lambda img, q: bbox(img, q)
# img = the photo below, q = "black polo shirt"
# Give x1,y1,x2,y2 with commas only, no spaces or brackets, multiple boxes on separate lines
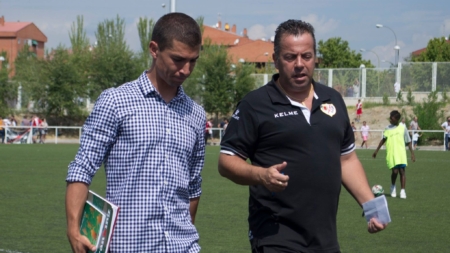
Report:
221,74,355,253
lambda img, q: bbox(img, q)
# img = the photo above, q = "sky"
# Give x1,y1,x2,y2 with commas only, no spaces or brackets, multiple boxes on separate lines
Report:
2,0,450,67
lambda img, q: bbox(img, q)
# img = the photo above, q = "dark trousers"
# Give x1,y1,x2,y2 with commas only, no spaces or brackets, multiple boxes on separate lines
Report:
445,134,450,150
0,129,4,143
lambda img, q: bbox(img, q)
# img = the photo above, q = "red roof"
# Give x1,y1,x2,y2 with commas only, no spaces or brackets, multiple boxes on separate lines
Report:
0,22,32,33
202,25,252,46
227,40,274,63
202,25,274,64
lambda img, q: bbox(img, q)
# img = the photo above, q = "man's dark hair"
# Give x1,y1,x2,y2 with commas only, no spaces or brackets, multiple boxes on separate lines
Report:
273,20,316,60
152,12,202,51
390,110,401,121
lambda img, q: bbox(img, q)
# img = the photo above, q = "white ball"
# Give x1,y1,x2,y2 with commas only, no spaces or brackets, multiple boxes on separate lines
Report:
371,185,384,197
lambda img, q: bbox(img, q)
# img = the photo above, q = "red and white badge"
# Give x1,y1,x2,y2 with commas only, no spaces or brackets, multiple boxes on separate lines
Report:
320,103,336,117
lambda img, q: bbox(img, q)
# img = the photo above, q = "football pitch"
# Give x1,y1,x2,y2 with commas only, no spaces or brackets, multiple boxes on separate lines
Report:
0,145,449,253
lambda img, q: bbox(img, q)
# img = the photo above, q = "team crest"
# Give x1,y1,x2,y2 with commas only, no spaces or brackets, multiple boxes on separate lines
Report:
320,103,336,117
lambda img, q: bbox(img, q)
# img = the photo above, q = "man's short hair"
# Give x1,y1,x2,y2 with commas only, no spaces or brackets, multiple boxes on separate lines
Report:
390,110,401,121
152,12,202,52
273,20,316,61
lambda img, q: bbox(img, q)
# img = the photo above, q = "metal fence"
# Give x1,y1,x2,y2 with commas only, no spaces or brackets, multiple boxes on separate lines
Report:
3,126,447,151
252,62,450,98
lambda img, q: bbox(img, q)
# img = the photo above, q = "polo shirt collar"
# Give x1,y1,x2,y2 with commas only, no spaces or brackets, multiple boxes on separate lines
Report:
267,73,332,108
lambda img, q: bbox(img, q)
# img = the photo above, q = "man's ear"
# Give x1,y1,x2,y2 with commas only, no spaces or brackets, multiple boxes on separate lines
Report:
149,41,159,58
272,53,279,70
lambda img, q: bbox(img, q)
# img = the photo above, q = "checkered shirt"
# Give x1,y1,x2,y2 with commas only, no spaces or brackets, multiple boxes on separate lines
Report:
67,71,206,253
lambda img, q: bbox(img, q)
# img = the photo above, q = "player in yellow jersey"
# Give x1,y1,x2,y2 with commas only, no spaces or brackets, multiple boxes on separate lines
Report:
373,110,416,199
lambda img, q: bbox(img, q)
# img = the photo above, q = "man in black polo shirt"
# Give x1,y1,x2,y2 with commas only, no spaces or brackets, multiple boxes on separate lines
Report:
218,20,387,253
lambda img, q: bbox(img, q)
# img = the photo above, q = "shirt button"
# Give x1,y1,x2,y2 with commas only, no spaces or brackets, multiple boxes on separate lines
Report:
164,206,168,211
164,231,169,237
166,129,170,134
164,181,168,185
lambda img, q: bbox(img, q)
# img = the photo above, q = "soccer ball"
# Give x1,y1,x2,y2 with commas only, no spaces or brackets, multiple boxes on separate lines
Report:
371,185,384,197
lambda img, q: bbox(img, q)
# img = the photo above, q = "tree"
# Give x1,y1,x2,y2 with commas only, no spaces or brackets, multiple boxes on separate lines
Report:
13,45,42,110
200,43,235,119
233,62,255,106
136,17,155,70
35,47,89,119
90,15,141,99
412,37,450,62
318,37,372,68
0,51,17,116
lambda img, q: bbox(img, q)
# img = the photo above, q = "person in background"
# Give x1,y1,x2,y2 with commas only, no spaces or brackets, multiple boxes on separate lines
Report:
31,115,42,144
409,116,420,137
360,121,370,149
412,131,422,150
10,116,17,126
205,118,213,145
351,121,357,140
355,99,362,123
394,81,401,101
218,19,386,253
40,118,48,144
441,116,450,151
21,115,31,127
373,110,415,199
0,117,4,144
353,78,360,97
65,12,206,253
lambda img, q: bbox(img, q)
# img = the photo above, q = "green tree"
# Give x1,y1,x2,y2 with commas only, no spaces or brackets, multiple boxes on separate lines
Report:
90,15,140,99
233,62,255,106
35,47,89,119
318,37,372,68
413,90,445,142
13,45,42,109
200,43,235,119
412,37,450,62
136,17,155,70
0,51,17,116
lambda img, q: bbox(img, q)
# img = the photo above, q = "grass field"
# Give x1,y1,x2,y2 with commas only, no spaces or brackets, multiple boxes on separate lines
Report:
1,145,449,253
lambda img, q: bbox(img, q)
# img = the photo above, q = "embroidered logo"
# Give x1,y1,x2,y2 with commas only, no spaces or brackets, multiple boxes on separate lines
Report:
232,109,240,120
320,103,336,117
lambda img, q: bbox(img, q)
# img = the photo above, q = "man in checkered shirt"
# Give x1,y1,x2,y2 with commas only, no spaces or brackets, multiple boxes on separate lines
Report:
65,13,206,253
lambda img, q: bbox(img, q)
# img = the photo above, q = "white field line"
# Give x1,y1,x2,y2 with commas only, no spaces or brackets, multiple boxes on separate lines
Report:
0,249,31,253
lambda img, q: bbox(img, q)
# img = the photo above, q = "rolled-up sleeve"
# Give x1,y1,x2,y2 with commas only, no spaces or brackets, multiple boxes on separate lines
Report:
66,89,119,184
188,117,206,199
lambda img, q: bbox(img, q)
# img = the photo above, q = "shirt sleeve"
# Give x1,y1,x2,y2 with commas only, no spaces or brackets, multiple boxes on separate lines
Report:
188,116,206,199
220,100,258,160
404,125,411,143
340,99,355,155
66,89,119,185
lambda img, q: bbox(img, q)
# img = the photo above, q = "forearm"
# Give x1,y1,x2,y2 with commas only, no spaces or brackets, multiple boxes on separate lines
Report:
65,182,89,236
189,197,200,224
341,152,374,206
218,153,263,185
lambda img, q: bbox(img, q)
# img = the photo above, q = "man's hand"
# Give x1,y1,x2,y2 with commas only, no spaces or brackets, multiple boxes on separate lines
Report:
367,218,387,233
372,151,378,158
258,162,289,192
67,231,96,253
411,153,416,162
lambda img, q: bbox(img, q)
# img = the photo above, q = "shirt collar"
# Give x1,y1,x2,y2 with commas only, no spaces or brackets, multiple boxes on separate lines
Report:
266,73,331,107
137,71,186,102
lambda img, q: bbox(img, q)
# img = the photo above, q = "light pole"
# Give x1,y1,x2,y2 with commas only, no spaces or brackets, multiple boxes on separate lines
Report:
376,24,400,67
360,48,379,68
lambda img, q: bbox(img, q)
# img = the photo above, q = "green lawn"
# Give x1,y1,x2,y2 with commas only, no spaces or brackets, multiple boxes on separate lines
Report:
0,145,449,252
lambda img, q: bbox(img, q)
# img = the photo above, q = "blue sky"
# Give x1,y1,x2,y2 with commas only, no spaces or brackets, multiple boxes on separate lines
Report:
2,0,450,67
